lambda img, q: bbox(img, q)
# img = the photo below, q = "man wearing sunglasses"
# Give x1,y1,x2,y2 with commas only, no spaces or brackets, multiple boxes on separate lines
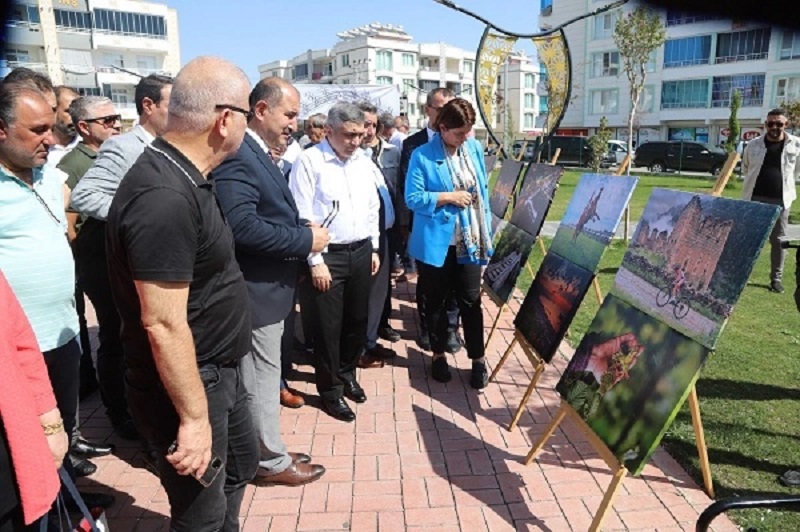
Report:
742,108,800,294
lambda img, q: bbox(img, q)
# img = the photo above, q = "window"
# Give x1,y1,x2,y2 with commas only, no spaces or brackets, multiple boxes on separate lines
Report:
340,54,350,67
524,93,535,108
665,11,722,26
589,89,618,114
637,86,655,112
376,51,393,71
409,103,416,115
461,84,473,96
402,53,415,67
76,87,102,97
377,76,393,85
539,95,549,114
644,51,657,73
54,9,92,31
293,64,309,80
716,28,771,63
664,36,711,68
8,4,40,24
594,11,620,40
136,55,157,72
524,113,535,129
591,52,620,77
524,73,535,89
711,74,765,107
661,79,709,109
103,53,124,68
3,48,31,64
540,0,553,16
776,77,800,103
402,78,415,92
780,31,800,60
463,60,474,73
420,80,438,92
111,88,129,105
93,9,167,39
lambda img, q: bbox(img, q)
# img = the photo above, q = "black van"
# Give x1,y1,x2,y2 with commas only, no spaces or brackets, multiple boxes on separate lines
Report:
533,135,613,167
632,140,728,175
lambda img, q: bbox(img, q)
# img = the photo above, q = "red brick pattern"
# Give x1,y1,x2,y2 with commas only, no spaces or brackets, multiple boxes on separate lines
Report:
75,280,736,531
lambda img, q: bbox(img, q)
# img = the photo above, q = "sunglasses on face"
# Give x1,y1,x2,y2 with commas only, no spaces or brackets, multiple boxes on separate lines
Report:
766,121,786,128
215,104,255,122
84,114,122,128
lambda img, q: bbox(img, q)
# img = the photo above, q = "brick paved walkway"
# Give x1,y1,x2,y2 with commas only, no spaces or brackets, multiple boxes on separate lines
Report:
77,279,736,531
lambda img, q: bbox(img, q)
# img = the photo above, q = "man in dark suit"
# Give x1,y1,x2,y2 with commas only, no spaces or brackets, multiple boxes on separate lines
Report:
397,87,462,354
211,77,328,486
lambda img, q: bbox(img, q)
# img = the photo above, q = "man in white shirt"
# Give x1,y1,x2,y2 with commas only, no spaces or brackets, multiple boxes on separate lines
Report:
45,86,79,170
389,115,409,152
289,102,381,422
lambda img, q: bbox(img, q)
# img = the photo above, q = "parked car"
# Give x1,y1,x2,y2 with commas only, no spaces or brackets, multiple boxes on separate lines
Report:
632,140,728,175
607,139,631,165
533,135,615,167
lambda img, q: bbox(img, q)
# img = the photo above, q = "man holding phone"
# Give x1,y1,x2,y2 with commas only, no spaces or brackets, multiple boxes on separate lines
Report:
106,57,258,531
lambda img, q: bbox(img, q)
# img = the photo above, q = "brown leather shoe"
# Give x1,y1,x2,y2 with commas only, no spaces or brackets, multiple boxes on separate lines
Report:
253,462,325,486
288,452,311,464
280,388,305,408
357,351,385,369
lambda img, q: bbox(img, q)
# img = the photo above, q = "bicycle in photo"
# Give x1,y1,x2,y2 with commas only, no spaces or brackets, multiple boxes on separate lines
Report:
656,283,690,320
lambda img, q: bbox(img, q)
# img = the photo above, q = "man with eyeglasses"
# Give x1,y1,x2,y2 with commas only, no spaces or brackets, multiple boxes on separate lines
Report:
211,77,328,486
397,87,463,354
742,108,800,294
106,56,258,531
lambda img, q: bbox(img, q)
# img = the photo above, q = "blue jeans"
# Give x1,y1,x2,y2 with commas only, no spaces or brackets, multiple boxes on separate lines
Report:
126,361,258,532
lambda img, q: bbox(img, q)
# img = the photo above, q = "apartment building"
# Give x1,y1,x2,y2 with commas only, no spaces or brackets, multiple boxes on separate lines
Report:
539,0,800,146
258,23,545,142
2,0,180,122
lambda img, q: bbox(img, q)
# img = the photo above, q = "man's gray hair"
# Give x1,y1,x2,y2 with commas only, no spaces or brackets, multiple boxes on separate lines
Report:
306,113,326,129
378,112,395,130
426,87,455,107
68,96,113,126
356,101,378,115
168,56,250,133
394,115,409,128
327,102,364,130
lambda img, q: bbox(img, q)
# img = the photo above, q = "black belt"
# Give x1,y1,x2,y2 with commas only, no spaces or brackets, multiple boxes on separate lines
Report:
327,238,369,252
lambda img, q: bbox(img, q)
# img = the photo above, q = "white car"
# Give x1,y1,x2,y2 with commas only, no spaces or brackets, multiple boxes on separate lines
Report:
607,140,631,164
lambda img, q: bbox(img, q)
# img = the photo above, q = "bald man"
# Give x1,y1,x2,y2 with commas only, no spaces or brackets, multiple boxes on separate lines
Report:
106,57,257,531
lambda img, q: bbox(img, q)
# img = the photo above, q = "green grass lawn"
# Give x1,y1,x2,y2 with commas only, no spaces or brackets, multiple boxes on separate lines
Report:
497,168,800,530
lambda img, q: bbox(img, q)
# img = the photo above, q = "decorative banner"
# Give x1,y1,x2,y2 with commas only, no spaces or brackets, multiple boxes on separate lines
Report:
611,189,780,348
483,224,537,303
556,295,710,475
531,33,571,135
476,32,517,129
507,163,563,237
293,84,401,119
488,159,524,219
549,173,638,273
515,252,595,363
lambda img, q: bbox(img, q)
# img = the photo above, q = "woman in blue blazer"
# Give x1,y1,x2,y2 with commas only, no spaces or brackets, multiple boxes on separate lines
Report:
405,98,494,389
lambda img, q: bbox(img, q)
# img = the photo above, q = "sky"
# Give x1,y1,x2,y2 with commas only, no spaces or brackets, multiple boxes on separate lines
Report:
163,0,541,81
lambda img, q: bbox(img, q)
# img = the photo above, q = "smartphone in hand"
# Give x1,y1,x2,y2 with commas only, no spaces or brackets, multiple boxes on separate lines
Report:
167,441,225,488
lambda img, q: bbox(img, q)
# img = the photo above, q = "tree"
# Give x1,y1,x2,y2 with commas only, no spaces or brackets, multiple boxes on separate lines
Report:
614,7,667,175
588,116,613,173
724,89,742,154
782,98,800,130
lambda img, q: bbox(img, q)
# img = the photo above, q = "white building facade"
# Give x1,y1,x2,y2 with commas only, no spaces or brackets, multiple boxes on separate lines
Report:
2,0,180,122
258,23,545,143
539,0,800,146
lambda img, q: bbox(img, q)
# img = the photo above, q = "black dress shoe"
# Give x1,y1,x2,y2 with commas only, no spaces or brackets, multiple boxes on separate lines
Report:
72,438,114,458
445,331,463,354
71,491,115,511
416,330,431,351
343,380,367,403
321,397,356,422
378,325,401,342
69,454,97,477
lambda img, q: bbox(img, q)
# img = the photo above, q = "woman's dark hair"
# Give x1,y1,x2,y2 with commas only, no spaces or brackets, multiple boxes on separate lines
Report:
434,98,476,132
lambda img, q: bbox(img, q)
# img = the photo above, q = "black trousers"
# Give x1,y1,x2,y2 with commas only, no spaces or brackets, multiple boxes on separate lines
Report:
75,232,129,424
125,362,258,532
366,231,392,350
305,240,372,401
43,337,81,480
416,247,484,359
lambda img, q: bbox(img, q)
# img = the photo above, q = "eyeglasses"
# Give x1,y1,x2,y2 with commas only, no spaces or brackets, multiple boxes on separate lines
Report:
84,114,122,128
766,121,786,128
215,104,254,122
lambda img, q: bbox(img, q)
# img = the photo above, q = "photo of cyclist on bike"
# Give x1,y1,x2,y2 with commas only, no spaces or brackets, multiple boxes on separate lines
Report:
671,265,686,303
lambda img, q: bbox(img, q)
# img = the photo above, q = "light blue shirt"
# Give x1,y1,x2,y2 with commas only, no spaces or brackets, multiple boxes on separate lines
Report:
0,164,79,351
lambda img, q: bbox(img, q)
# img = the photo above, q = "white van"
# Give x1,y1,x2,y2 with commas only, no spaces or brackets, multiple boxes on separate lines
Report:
607,140,630,164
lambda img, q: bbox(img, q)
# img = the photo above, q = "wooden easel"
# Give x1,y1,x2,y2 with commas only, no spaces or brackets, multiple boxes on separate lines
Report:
710,152,740,196
489,330,545,431
526,401,629,531
615,154,631,176
549,148,561,165
515,141,528,162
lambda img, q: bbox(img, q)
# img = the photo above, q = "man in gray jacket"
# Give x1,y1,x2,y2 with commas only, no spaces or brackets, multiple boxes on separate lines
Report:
69,74,172,449
741,108,800,294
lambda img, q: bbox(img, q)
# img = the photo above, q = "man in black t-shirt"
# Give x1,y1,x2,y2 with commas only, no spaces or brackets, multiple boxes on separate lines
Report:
106,57,257,531
742,108,800,294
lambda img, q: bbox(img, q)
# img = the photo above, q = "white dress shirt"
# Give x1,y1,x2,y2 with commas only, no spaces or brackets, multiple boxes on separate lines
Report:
282,139,302,166
289,139,380,266
389,130,407,152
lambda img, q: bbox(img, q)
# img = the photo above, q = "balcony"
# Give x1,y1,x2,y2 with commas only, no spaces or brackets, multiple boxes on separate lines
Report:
0,60,48,79
96,66,168,86
93,31,170,53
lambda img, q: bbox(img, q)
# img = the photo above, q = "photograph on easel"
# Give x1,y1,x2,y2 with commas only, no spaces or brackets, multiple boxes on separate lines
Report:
549,173,638,273
514,252,595,363
483,223,537,303
507,163,564,237
611,189,780,348
555,294,710,475
488,159,525,219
